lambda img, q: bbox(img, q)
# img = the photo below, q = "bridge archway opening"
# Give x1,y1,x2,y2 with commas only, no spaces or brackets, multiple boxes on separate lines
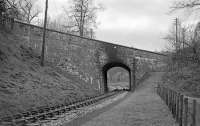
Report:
102,62,131,93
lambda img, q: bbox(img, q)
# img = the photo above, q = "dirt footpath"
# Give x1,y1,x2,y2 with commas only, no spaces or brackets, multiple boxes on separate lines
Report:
66,72,178,126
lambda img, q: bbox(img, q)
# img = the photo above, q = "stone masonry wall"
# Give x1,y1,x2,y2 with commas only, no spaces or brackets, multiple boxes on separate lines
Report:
1,18,166,92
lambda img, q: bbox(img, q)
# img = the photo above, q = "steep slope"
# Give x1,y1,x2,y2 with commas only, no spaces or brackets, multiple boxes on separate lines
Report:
0,30,99,117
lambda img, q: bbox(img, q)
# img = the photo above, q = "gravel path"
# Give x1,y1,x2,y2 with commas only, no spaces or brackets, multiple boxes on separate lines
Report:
66,72,178,126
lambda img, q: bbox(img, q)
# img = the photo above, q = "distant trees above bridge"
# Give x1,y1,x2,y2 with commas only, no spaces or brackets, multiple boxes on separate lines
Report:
0,0,41,24
63,0,103,38
0,0,104,39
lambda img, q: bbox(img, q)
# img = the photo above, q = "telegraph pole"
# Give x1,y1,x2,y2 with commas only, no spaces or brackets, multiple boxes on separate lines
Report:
182,28,185,49
175,18,178,52
41,0,48,66
80,0,84,37
182,28,186,65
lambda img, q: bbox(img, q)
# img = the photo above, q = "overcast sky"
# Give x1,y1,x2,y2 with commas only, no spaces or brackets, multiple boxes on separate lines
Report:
36,0,178,51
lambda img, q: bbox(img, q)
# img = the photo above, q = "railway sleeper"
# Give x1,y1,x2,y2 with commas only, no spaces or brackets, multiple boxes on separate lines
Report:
0,92,118,126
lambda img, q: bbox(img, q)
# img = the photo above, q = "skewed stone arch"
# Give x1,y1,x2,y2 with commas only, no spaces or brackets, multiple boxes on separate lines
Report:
102,62,131,93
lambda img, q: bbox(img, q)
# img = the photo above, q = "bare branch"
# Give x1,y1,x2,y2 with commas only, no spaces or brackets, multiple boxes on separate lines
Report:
63,0,102,38
18,0,40,24
171,0,200,12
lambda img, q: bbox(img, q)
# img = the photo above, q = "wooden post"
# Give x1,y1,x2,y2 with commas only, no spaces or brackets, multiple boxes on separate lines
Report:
165,88,168,105
180,95,184,126
168,89,170,107
174,92,177,119
173,91,175,118
163,87,165,100
41,0,49,66
171,90,173,114
171,90,173,112
174,92,177,120
165,88,168,104
172,91,174,117
157,85,159,94
184,98,188,126
174,91,177,119
169,90,172,112
159,86,161,96
176,93,180,122
165,88,167,104
191,99,196,126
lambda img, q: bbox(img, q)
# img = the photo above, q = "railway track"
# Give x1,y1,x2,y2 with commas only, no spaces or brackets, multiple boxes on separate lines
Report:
0,91,122,126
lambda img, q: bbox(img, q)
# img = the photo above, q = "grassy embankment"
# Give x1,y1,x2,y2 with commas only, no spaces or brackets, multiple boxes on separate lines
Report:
0,30,99,117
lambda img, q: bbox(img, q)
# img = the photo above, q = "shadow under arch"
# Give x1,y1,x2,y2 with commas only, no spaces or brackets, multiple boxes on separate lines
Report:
102,62,131,93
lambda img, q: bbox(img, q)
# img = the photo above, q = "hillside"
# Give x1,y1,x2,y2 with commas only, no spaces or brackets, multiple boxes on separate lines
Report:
0,30,99,117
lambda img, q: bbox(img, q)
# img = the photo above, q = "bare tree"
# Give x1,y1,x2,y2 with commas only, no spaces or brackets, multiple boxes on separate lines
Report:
1,0,40,23
165,18,200,67
171,0,200,11
168,0,200,65
64,0,102,38
0,0,20,18
164,19,182,51
18,0,40,24
0,0,6,16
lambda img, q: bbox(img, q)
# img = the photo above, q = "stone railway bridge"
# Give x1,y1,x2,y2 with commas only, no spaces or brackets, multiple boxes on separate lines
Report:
1,17,166,93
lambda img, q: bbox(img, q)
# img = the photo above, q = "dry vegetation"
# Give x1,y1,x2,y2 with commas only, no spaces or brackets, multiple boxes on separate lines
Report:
162,64,200,97
162,26,200,97
161,0,200,98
